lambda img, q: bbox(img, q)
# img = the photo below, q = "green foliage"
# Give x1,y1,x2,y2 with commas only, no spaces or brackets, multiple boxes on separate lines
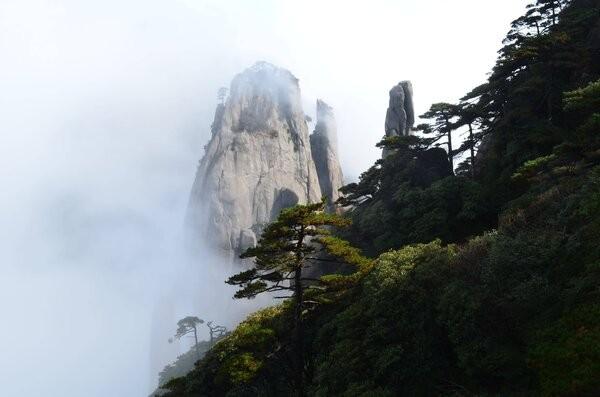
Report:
161,2,600,395
337,163,382,207
577,166,600,216
375,134,433,152
312,241,458,396
529,303,600,396
212,307,283,387
165,158,600,397
228,200,352,300
226,200,365,396
564,78,600,111
511,153,558,180
342,162,490,255
564,79,600,148
158,334,228,387
161,306,292,397
417,102,459,169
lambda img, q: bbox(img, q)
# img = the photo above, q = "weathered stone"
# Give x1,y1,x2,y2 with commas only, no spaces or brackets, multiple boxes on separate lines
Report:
310,99,344,209
186,62,324,259
383,81,415,158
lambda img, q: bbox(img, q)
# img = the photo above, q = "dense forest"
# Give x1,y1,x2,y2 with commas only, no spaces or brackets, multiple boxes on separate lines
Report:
159,0,600,395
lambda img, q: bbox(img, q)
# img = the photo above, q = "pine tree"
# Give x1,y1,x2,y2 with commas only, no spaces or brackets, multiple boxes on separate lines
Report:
172,316,204,362
564,79,600,148
454,102,484,177
227,200,351,397
417,103,459,171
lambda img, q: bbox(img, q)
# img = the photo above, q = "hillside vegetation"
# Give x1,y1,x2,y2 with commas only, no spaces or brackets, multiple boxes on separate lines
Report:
160,1,600,395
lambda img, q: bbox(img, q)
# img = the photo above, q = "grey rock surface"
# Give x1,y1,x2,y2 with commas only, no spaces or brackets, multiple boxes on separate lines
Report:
186,62,325,258
310,99,344,210
383,81,414,158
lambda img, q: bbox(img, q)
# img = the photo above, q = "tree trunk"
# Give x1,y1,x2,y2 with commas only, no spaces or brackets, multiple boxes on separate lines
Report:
468,123,475,178
293,267,305,397
444,116,454,173
193,327,200,362
293,228,305,397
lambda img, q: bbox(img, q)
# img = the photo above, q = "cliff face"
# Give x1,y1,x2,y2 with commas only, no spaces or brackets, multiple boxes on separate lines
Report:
310,100,344,210
187,62,342,257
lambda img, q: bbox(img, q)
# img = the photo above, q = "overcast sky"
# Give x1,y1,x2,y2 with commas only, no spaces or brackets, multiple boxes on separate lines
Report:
0,0,526,396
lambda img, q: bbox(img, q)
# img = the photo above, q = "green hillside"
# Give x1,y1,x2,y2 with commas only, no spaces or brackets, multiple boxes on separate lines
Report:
159,1,600,395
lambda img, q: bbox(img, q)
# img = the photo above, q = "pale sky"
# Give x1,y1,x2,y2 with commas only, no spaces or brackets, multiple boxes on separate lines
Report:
0,1,526,396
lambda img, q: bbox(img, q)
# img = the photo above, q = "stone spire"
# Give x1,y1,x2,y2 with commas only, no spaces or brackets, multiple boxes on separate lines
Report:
186,62,323,258
383,81,414,158
310,99,344,210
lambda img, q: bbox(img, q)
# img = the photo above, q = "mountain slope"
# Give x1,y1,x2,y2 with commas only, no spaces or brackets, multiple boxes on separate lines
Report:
162,1,600,395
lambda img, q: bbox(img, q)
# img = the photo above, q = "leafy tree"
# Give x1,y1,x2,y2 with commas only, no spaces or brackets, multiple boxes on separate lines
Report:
376,134,435,152
417,103,459,171
564,78,600,111
227,200,351,397
339,135,450,206
454,102,484,177
536,0,569,27
313,241,459,396
508,7,544,39
337,161,382,207
565,78,600,142
337,134,489,255
206,321,227,348
338,135,441,208
529,304,600,396
172,316,205,362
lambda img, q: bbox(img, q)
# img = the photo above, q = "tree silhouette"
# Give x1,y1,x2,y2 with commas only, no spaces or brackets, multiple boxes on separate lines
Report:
417,103,459,172
206,321,227,348
172,316,204,362
453,102,485,178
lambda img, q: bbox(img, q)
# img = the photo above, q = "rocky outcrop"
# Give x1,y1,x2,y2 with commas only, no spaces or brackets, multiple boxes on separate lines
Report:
383,81,415,158
385,81,414,137
310,100,344,210
186,62,326,258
